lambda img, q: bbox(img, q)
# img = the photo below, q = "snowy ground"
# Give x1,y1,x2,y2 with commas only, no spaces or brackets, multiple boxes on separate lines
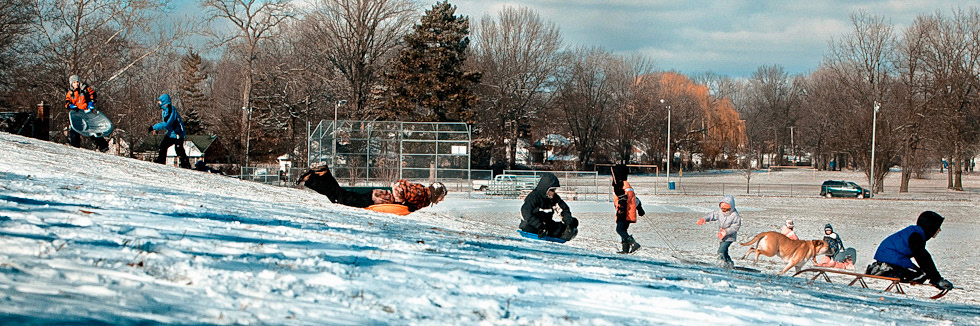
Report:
1,132,978,325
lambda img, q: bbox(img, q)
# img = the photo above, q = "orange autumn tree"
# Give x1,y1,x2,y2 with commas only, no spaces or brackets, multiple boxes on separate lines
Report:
650,72,746,170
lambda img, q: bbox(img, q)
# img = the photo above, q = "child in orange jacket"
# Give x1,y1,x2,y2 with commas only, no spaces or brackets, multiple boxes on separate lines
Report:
612,164,644,254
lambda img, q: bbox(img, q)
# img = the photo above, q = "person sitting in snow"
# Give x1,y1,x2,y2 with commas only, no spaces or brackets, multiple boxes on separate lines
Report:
519,173,578,241
866,211,953,291
297,165,447,212
816,223,856,269
780,220,798,240
194,160,224,174
697,195,741,269
612,164,644,254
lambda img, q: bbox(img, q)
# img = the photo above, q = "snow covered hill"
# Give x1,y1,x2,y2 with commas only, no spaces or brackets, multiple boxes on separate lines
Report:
1,132,978,325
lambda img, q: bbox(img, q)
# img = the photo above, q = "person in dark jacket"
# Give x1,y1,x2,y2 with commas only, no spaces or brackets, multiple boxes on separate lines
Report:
297,165,446,212
519,173,578,241
866,211,953,291
149,94,191,168
65,75,109,152
612,164,645,254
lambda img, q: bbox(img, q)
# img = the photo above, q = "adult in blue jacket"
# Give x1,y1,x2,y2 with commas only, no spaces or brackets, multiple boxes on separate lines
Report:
149,94,191,168
866,211,953,290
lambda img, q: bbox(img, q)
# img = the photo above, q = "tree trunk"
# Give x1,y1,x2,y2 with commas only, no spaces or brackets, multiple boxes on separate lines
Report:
899,135,913,193
953,149,963,191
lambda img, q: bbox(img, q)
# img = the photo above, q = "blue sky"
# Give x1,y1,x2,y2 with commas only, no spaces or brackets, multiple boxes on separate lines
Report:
452,0,969,77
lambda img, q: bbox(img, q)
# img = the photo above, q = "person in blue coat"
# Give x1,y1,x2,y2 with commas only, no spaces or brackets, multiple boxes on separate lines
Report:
866,211,953,291
148,94,191,168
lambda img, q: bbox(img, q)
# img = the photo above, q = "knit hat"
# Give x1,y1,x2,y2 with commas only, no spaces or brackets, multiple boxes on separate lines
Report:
785,220,794,229
69,75,79,84
824,223,833,232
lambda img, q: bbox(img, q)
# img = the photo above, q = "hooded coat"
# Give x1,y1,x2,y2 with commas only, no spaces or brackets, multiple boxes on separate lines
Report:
520,173,571,234
152,94,186,139
701,195,741,242
612,165,643,223
873,211,945,281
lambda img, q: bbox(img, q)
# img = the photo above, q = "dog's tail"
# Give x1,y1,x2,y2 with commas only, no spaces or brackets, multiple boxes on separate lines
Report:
740,232,766,247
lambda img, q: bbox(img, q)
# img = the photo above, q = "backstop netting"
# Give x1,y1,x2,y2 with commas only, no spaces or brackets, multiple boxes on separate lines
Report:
309,120,472,189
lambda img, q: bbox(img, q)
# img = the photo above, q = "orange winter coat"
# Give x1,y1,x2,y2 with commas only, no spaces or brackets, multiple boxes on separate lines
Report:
65,84,97,111
614,180,639,223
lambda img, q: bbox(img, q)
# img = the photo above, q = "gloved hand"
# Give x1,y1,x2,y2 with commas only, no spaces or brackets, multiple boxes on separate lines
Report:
147,126,154,133
69,104,78,110
717,228,726,240
697,218,706,226
934,279,953,291
87,102,95,110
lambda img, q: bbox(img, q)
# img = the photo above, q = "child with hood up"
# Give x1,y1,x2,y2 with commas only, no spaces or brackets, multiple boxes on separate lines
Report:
612,164,645,254
697,195,742,269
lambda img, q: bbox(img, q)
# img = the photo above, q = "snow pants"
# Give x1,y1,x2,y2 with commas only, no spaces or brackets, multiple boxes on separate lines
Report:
69,129,108,152
155,137,191,168
615,221,631,242
301,167,375,208
718,240,734,265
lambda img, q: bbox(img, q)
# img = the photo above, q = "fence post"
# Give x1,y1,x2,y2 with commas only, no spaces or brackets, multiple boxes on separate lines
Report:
36,101,50,141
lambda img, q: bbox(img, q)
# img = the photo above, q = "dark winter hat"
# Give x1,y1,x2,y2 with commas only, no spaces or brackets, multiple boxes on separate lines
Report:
916,211,944,239
824,224,833,232
612,164,629,182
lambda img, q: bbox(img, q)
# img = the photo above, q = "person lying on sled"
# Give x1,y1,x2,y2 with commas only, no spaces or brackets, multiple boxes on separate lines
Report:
297,166,446,212
866,211,953,291
519,172,578,241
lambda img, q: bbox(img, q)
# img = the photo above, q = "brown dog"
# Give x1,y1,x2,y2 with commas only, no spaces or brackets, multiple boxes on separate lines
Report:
740,231,830,275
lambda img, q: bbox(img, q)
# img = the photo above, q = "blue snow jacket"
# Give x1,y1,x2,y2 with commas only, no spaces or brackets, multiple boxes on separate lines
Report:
872,211,944,282
152,94,186,139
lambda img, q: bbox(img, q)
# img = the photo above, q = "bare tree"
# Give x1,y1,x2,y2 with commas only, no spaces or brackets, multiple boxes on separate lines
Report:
824,11,898,193
920,8,980,191
607,53,656,164
470,5,562,169
305,0,416,119
553,46,615,168
893,15,934,192
202,0,294,167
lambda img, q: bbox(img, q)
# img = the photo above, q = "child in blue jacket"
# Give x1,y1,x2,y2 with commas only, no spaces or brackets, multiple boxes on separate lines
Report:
149,94,191,168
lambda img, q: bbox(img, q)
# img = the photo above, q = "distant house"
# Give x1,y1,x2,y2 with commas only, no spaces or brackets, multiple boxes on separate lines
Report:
532,134,577,164
135,135,228,166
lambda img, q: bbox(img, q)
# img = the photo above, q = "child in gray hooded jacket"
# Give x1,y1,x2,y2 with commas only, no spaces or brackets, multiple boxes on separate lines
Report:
697,195,742,269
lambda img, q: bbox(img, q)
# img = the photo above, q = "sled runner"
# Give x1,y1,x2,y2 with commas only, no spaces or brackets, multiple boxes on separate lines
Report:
792,268,949,300
517,230,567,243
69,109,114,138
365,204,411,216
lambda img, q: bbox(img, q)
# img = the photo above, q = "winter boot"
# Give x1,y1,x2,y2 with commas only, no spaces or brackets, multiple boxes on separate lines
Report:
627,237,641,253
618,241,630,254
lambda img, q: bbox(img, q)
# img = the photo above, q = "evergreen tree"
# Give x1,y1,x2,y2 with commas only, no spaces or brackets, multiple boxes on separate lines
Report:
386,1,480,122
180,51,211,135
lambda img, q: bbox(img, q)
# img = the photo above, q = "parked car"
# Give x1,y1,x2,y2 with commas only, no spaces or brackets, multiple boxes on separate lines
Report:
820,180,871,198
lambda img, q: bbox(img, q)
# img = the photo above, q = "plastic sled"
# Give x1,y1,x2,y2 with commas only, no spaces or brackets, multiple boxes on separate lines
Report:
518,230,567,243
365,204,410,216
69,110,114,138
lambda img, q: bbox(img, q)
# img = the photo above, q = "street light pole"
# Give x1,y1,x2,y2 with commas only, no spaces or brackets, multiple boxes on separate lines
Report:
661,99,671,190
332,100,347,168
870,101,879,197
